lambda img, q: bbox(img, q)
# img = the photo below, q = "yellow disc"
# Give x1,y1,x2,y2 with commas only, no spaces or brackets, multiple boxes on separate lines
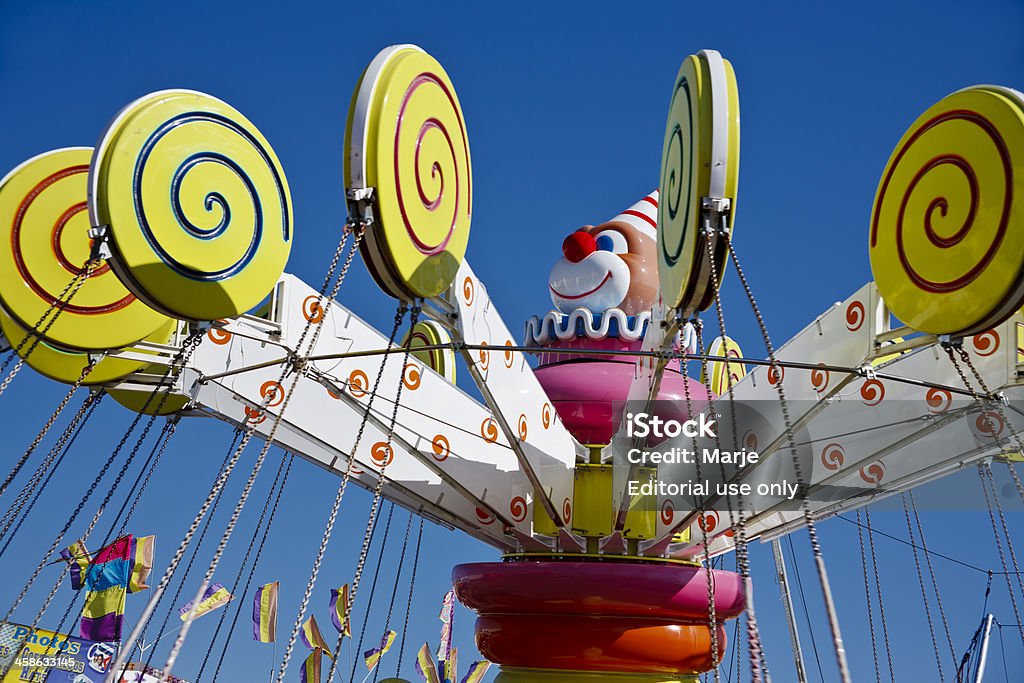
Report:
402,319,456,383
869,85,1024,335
110,382,190,415
701,335,745,396
91,89,293,321
346,45,472,299
0,148,171,351
0,303,176,385
658,50,740,315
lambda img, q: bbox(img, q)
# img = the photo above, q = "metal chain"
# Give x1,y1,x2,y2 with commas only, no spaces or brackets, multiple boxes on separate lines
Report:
0,262,96,398
907,489,957,667
155,225,366,681
372,510,414,683
900,492,944,681
322,303,420,683
395,517,424,675
863,508,896,682
115,417,181,539
0,356,100,499
198,452,293,681
856,509,882,683
979,462,1024,644
724,233,852,683
350,503,396,683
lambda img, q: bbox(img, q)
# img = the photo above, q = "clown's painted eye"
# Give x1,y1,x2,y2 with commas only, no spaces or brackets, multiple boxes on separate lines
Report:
594,231,628,254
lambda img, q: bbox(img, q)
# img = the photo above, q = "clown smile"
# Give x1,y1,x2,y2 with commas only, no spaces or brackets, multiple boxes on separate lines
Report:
549,271,613,300
549,251,631,313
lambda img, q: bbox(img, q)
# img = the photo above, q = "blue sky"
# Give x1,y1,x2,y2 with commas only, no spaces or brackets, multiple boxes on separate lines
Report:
2,1,1024,681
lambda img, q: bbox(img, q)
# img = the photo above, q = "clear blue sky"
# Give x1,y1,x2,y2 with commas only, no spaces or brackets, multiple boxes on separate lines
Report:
2,1,1024,681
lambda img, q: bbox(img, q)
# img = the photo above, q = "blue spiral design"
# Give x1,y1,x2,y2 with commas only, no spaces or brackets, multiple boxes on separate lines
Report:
660,76,694,267
132,111,290,282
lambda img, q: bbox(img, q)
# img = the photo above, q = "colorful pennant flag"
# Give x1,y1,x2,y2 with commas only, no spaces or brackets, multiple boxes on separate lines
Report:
179,582,232,621
363,630,397,671
60,539,91,591
437,590,454,662
299,615,334,659
300,648,322,683
416,643,440,683
79,536,132,641
128,535,155,593
328,584,351,637
252,581,279,642
460,661,491,683
442,647,457,683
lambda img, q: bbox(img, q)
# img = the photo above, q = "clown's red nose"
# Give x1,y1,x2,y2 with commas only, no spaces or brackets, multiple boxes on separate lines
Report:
562,231,596,263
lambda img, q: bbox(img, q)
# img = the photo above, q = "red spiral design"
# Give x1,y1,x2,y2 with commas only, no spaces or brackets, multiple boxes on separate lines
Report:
972,329,1000,357
504,340,515,368
846,301,865,331
860,379,885,406
660,500,674,526
811,365,829,393
403,363,422,390
820,442,845,471
509,496,528,522
563,497,572,523
870,109,1014,295
244,380,284,423
207,326,231,345
767,365,784,386
478,342,490,371
481,417,499,443
431,434,450,462
348,369,369,398
462,276,475,306
370,441,395,467
698,512,719,534
976,411,1005,437
475,507,495,525
302,295,325,324
925,387,952,413
517,414,528,441
542,403,552,429
860,461,886,484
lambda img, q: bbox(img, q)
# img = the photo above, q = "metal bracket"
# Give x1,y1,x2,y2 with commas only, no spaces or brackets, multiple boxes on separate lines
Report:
345,187,377,228
938,334,964,349
87,225,112,261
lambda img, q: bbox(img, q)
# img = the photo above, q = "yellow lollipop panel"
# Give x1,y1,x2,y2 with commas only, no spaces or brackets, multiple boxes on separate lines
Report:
0,304,176,385
346,45,472,300
870,85,1024,335
701,335,746,397
90,90,293,321
402,319,456,383
0,148,171,351
658,50,740,315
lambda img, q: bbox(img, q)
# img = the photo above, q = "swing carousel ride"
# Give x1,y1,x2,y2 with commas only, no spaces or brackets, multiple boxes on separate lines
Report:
0,41,1023,683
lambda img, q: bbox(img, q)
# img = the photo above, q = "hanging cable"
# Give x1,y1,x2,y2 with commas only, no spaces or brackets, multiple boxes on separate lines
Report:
113,417,181,539
724,232,852,683
372,510,414,683
197,451,293,681
348,503,397,683
395,517,423,676
856,509,882,683
787,534,825,683
205,453,294,682
900,492,944,681
862,508,896,682
977,462,1024,644
906,490,957,669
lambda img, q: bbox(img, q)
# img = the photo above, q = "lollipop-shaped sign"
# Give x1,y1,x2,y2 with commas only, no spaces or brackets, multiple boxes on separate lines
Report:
0,148,171,351
346,45,472,300
702,335,746,397
90,90,293,322
870,85,1024,335
402,319,456,383
658,50,740,316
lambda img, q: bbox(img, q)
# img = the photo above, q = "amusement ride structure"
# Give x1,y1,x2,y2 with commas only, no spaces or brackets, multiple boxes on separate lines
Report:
0,42,1023,683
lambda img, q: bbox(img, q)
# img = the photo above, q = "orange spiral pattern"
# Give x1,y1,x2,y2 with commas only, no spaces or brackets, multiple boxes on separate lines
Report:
517,414,528,441
370,441,395,467
542,402,552,429
820,442,845,471
302,295,325,324
478,342,490,371
976,411,1005,437
925,387,952,413
481,417,499,443
504,340,514,368
846,301,865,331
431,434,450,462
403,363,422,390
811,365,829,393
510,496,527,522
860,379,885,406
860,461,885,485
972,329,1000,357
660,500,674,526
207,323,231,345
348,369,369,398
244,380,284,423
563,497,572,523
698,512,719,534
767,365,784,386
462,276,475,306
475,507,494,525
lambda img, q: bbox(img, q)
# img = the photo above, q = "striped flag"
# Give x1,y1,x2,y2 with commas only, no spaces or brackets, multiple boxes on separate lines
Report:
328,584,351,637
60,539,91,591
252,581,279,642
179,582,232,621
460,661,491,683
300,648,322,683
128,535,155,592
363,630,396,671
415,643,440,683
442,647,457,683
300,615,334,659
79,536,133,641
